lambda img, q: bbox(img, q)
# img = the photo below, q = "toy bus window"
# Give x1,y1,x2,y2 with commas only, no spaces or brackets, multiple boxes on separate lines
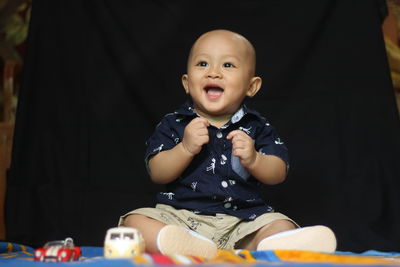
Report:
123,233,134,240
110,233,121,240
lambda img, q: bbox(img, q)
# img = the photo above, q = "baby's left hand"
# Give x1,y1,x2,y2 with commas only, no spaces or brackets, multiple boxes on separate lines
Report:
227,130,257,168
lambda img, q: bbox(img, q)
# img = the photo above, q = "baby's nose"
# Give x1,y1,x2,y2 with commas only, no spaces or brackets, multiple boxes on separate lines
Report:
207,67,222,78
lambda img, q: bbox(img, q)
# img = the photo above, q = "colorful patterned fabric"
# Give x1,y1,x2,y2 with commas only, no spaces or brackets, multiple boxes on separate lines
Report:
1,242,400,266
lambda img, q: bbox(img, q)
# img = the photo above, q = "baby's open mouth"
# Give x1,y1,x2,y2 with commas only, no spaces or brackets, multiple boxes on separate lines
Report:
204,86,224,98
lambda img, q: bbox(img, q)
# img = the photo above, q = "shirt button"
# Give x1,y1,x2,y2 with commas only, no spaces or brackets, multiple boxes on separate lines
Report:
216,131,223,138
221,181,228,188
224,203,232,209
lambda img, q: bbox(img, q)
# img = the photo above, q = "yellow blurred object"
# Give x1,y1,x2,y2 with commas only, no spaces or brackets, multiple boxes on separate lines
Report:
383,0,400,112
104,227,145,259
384,36,400,88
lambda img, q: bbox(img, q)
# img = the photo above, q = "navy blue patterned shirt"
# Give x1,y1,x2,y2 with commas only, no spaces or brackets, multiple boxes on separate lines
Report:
145,102,289,220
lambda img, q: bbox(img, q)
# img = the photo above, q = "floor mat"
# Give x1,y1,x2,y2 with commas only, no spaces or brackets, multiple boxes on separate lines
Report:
1,242,400,266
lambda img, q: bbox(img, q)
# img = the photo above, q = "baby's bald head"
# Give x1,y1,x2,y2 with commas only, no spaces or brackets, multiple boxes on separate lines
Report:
187,29,257,76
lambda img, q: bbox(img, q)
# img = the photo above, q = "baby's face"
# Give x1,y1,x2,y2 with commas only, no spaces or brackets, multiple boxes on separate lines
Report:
182,30,261,118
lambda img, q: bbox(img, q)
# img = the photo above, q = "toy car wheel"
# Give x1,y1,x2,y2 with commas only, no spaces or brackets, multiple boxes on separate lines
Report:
57,248,71,262
34,248,45,262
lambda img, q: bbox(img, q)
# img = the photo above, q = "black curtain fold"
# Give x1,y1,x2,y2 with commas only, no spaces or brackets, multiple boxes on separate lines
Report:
5,0,400,252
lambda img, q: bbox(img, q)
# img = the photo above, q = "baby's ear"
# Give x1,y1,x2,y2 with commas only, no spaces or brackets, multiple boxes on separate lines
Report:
246,76,262,97
182,74,190,94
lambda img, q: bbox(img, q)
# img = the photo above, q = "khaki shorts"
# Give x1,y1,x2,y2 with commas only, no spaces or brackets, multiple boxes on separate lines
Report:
119,204,299,250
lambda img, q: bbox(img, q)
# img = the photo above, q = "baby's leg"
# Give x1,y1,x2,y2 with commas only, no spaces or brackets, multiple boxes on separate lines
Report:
122,213,217,258
123,214,166,253
238,219,297,250
256,225,336,252
237,219,336,252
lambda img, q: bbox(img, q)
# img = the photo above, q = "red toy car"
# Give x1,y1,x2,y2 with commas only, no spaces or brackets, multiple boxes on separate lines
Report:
34,237,81,262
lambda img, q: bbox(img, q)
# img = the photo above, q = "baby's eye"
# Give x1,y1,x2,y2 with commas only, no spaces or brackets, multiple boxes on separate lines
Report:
223,62,235,68
196,61,208,67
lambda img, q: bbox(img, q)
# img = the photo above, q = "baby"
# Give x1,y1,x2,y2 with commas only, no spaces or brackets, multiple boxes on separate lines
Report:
119,29,336,258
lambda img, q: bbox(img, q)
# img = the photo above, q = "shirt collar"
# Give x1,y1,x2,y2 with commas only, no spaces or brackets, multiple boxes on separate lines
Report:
174,101,265,124
230,104,265,124
174,101,197,117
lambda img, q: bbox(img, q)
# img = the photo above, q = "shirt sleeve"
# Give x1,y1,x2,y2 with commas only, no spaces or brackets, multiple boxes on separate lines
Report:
144,116,178,169
254,123,290,168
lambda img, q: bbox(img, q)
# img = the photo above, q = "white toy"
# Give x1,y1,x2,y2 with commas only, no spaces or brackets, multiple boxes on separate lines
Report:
104,226,145,258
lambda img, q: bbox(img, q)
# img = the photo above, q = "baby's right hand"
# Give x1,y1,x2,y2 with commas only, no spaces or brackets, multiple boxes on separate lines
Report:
182,117,210,155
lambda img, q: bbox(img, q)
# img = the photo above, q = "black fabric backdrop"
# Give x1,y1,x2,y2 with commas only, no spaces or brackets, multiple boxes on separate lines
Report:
5,0,400,252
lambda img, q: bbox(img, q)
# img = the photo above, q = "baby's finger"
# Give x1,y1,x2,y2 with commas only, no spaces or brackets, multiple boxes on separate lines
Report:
232,138,245,149
227,130,243,140
197,127,209,136
232,146,245,157
198,135,209,145
189,117,209,129
196,117,210,127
